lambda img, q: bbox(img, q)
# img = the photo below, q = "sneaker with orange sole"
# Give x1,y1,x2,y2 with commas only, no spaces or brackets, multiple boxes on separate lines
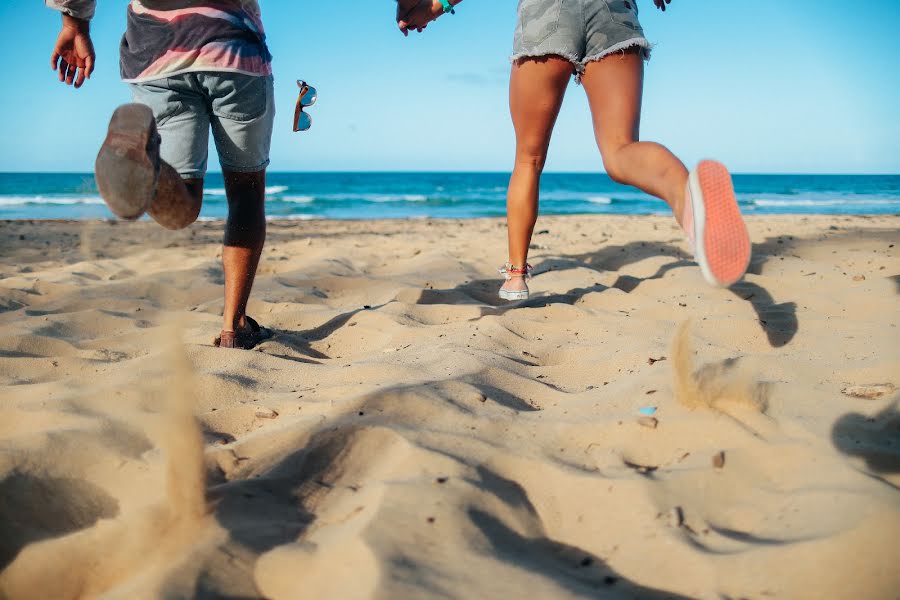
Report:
682,160,751,287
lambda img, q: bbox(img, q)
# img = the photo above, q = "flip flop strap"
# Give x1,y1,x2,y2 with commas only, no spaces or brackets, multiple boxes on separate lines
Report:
244,316,261,333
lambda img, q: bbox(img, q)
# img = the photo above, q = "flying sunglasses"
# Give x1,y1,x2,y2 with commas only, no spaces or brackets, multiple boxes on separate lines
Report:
293,80,318,132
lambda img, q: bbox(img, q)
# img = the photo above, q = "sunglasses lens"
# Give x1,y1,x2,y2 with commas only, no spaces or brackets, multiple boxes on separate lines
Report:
300,86,317,107
295,111,312,131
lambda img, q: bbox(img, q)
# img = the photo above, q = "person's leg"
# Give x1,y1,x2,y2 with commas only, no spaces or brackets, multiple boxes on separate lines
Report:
141,77,209,229
221,169,266,334
579,49,689,223
205,73,275,344
581,49,751,287
97,79,207,229
503,56,573,296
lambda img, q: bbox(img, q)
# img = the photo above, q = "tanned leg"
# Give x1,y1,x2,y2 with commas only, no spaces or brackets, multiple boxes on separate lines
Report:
221,169,266,333
503,56,573,294
580,49,689,224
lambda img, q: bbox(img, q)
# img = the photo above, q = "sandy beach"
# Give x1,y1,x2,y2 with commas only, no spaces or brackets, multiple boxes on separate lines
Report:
0,214,898,599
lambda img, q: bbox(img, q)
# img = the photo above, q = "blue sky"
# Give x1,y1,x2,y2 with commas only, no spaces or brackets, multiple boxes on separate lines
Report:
1,1,898,173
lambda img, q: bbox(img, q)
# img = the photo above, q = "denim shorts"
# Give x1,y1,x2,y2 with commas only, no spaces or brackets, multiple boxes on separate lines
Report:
512,0,651,77
130,73,275,179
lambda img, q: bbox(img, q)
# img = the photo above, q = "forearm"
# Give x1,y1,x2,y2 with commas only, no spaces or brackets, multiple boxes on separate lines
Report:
45,0,96,21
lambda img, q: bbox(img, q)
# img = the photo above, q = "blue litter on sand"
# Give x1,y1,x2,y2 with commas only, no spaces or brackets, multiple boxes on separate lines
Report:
638,406,657,416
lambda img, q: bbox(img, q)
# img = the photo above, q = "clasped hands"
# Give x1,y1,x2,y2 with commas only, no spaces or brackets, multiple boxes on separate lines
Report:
396,0,445,36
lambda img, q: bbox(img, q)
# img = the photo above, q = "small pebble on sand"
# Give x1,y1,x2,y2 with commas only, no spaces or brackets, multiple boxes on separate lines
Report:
712,451,726,469
637,416,658,429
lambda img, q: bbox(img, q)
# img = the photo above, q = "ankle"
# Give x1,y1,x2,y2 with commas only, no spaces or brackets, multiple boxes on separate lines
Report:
223,315,244,333
501,262,533,277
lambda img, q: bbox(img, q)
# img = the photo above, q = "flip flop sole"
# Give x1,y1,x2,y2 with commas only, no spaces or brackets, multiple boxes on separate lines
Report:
95,104,159,220
688,160,751,287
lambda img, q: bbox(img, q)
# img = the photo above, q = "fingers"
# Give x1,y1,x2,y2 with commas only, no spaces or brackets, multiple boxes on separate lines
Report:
74,62,87,88
54,54,92,86
66,62,77,86
51,50,60,71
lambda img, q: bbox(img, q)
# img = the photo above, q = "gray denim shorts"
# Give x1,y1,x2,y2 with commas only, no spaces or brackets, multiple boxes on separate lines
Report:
130,72,275,179
512,0,651,77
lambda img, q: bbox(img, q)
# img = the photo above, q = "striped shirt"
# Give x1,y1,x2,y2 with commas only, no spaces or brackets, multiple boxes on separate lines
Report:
46,0,273,83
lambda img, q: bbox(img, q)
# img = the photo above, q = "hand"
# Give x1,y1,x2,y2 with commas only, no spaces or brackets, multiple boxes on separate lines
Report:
654,0,672,11
398,0,443,36
51,15,95,88
396,0,419,26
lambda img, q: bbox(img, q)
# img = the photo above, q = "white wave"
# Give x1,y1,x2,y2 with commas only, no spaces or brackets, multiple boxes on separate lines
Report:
281,195,314,204
185,215,325,222
364,194,428,203
266,214,322,221
0,195,105,206
753,197,900,207
542,191,638,202
205,185,289,197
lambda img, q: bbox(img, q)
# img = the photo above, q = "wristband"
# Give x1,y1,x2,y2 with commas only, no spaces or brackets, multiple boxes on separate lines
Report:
439,0,455,14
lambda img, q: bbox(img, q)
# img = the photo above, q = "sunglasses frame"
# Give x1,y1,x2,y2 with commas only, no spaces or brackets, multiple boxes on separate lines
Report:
293,80,318,132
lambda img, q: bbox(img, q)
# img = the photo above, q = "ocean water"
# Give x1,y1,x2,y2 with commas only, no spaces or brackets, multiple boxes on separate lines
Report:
0,172,898,221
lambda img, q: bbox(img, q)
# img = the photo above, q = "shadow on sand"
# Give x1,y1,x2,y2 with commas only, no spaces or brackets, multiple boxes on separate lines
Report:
418,239,799,348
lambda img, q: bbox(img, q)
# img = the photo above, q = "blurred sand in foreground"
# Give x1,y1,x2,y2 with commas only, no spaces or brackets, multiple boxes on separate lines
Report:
0,215,898,599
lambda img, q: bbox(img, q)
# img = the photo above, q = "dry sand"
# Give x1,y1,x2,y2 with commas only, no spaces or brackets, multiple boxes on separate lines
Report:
0,215,898,599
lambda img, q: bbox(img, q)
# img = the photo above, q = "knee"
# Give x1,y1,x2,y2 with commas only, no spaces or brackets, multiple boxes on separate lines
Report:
515,153,547,174
514,145,549,174
156,206,200,230
601,148,628,184
183,197,202,226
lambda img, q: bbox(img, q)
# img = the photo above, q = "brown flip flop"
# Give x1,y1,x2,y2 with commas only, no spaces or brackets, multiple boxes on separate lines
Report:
214,316,272,350
95,103,161,220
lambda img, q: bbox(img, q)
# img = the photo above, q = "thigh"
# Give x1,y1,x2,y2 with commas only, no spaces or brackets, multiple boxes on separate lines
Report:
130,77,211,180
203,74,275,174
509,56,573,159
579,49,644,154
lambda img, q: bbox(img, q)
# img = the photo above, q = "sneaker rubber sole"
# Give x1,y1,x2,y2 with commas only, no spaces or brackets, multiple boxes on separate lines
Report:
687,160,751,287
499,288,529,301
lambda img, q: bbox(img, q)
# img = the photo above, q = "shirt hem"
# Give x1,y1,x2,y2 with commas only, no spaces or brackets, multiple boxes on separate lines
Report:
123,66,272,84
